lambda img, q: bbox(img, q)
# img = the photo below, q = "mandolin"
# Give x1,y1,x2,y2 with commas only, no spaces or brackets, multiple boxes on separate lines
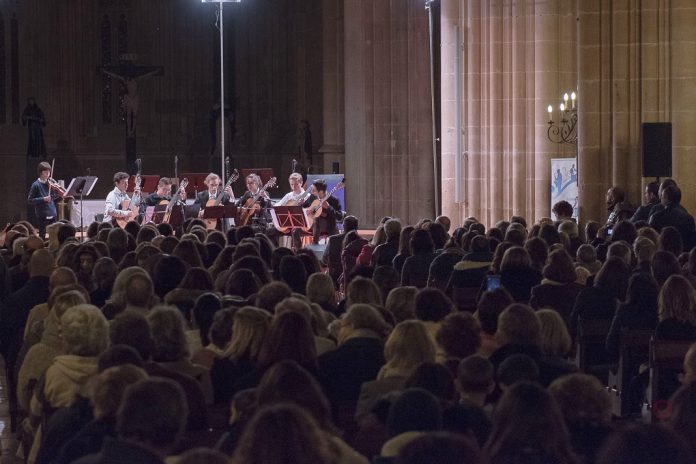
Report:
238,176,278,226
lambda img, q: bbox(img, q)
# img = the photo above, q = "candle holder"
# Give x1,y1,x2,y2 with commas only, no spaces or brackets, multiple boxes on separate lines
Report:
547,92,577,145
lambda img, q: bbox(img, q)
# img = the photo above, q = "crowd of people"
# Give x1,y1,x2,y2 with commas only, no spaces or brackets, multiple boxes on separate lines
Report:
1,177,696,464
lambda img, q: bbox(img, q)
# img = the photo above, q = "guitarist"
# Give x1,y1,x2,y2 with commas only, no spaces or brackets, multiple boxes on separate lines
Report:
194,173,235,208
236,173,271,228
141,178,186,220
275,172,306,206
104,172,141,224
292,179,343,250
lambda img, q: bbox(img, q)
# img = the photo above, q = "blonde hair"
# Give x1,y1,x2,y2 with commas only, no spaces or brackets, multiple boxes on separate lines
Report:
381,320,435,379
658,275,696,325
223,306,272,361
306,273,335,307
385,286,418,322
60,304,109,356
289,172,303,183
537,309,572,357
205,173,220,184
346,277,382,308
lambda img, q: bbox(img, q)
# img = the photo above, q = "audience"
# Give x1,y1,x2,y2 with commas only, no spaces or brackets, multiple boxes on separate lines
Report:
3,196,696,463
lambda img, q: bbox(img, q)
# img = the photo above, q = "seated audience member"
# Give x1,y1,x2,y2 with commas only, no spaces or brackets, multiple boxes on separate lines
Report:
596,424,694,464
558,220,582,257
575,244,601,275
435,312,481,374
192,305,233,370
401,229,437,288
373,265,401,306
372,219,402,267
254,281,292,313
392,226,415,276
605,273,659,360
427,250,463,291
537,310,577,371
490,304,573,386
306,273,338,316
54,365,148,464
414,288,453,345
229,404,338,464
496,354,540,391
318,304,388,427
655,275,696,341
550,374,613,464
147,306,214,404
379,388,443,460
668,382,696,458
652,250,682,288
649,184,695,249
483,382,579,464
454,355,494,409
90,257,118,308
321,215,358,286
631,181,660,223
499,246,541,303
475,288,513,357
570,256,629,337
109,310,209,431
73,378,188,464
524,236,548,273
396,432,481,464
28,304,109,462
211,307,271,404
632,236,656,275
385,286,418,323
356,321,436,420
164,267,214,318
529,249,584,324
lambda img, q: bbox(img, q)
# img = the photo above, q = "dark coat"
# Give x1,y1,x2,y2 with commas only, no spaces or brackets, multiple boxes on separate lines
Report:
570,286,618,337
322,232,345,285
605,302,657,359
649,203,696,248
529,281,584,324
488,343,577,387
371,239,400,268
54,418,116,464
500,266,542,303
71,437,164,464
655,318,696,341
401,252,437,288
631,199,660,223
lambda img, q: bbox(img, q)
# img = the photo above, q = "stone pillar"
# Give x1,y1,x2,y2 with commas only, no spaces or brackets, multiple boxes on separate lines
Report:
344,0,434,227
320,0,345,175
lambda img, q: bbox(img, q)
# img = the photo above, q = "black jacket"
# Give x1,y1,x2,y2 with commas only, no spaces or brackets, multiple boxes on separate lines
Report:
71,437,164,464
193,190,232,206
631,199,659,223
649,203,695,248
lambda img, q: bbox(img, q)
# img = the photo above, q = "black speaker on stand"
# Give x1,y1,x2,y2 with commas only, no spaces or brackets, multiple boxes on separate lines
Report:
642,122,672,178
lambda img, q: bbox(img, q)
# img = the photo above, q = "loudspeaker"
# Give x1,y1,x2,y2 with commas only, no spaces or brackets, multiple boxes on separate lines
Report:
642,122,672,177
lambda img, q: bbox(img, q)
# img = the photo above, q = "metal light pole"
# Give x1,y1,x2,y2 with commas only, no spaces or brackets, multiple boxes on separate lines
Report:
202,0,240,184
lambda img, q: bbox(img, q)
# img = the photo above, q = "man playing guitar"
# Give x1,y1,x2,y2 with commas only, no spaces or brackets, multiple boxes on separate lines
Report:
292,178,343,250
104,172,141,224
141,177,186,222
193,173,235,209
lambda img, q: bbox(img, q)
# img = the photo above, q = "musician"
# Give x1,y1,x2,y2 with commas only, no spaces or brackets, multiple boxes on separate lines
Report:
143,177,187,207
193,173,235,207
27,161,58,239
104,172,141,224
237,174,271,228
275,172,306,206
266,172,305,245
292,179,344,250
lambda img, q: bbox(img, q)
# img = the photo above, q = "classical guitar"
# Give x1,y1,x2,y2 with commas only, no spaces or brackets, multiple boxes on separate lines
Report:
238,176,278,226
115,159,142,228
162,178,189,224
285,190,312,207
204,160,240,229
306,179,345,221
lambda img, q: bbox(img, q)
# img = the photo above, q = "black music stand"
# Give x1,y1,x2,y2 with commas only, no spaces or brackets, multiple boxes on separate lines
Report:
166,204,186,228
203,204,237,230
65,176,98,241
180,173,210,198
271,206,309,232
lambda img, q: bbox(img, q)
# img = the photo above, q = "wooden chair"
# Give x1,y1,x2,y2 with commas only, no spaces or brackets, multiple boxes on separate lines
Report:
573,318,613,381
648,338,693,421
606,330,653,417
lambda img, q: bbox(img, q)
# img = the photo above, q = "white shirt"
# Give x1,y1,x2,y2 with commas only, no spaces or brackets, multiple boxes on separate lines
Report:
276,188,307,206
104,187,139,223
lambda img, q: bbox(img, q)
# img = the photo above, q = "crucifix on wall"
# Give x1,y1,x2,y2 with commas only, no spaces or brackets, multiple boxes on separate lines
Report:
98,55,163,166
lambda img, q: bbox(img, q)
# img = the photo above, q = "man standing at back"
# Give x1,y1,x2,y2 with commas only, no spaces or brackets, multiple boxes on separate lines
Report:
322,215,358,286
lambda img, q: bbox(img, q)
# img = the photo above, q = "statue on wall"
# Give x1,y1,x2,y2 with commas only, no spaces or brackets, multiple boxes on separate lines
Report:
297,119,313,167
101,65,162,137
21,97,47,158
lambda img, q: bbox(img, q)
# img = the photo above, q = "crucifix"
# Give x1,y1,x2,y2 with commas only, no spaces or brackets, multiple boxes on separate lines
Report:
98,56,163,167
